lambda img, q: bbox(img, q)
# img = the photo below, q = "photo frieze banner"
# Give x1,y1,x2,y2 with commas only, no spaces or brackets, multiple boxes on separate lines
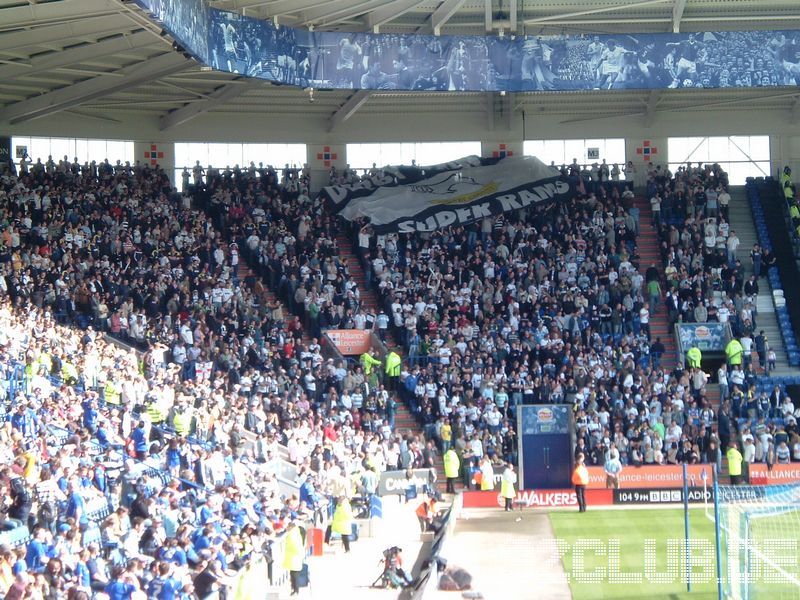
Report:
134,0,800,92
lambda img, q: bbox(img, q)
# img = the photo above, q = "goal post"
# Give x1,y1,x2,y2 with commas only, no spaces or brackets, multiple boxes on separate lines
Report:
707,474,800,600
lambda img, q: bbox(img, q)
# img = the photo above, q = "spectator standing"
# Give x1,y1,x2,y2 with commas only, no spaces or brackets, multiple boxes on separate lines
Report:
727,230,740,265
751,244,762,278
604,447,623,489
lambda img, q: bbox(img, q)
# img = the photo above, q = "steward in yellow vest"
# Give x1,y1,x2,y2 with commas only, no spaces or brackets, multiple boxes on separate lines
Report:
686,345,702,369
726,338,744,367
443,448,460,494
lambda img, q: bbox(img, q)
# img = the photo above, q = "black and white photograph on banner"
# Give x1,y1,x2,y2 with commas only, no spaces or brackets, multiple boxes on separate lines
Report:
137,0,210,63
132,0,800,92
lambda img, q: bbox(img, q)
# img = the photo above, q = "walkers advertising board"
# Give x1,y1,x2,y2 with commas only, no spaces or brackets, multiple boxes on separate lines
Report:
462,488,613,508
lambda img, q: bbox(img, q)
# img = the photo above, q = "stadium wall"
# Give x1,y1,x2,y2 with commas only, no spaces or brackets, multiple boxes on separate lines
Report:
4,108,799,175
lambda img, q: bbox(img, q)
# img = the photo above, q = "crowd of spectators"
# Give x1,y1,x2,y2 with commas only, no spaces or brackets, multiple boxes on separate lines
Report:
650,162,778,366
343,169,726,478
0,155,437,599
647,162,800,469
2,147,798,597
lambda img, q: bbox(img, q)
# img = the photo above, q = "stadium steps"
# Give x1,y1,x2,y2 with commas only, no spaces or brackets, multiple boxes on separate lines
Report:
334,233,405,353
705,382,722,411
335,233,379,312
237,262,311,346
635,198,677,371
335,233,458,490
727,186,793,375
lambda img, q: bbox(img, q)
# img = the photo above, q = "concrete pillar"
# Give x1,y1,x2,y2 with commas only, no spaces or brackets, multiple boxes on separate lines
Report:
307,143,347,194
0,136,10,167
480,141,523,159
625,137,668,187
772,135,800,181
134,141,175,184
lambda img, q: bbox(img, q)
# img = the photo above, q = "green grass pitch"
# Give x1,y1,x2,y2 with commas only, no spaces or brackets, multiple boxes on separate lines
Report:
549,508,719,600
549,506,800,599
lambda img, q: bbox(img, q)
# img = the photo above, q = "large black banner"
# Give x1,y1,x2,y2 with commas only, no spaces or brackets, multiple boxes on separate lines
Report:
134,0,800,93
320,155,574,234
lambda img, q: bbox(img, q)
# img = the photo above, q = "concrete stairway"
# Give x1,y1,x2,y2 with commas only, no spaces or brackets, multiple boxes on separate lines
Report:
334,233,406,355
333,235,421,433
335,233,461,493
335,233,381,317
727,186,793,375
237,261,311,347
635,197,678,371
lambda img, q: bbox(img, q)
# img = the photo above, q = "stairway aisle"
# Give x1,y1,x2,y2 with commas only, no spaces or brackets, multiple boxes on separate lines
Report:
335,233,380,315
335,233,459,492
635,198,677,371
237,262,311,346
727,187,793,375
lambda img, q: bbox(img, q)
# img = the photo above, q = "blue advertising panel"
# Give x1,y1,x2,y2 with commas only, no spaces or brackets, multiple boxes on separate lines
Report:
678,322,730,352
134,0,800,93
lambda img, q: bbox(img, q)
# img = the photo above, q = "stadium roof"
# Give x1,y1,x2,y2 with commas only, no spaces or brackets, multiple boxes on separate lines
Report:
0,0,798,131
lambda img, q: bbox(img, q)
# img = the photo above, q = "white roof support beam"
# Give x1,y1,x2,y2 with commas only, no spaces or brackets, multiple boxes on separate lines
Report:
212,0,275,10
644,90,660,126
0,0,119,30
417,0,466,35
267,0,339,18
329,90,370,132
0,31,154,82
160,80,258,131
524,0,671,25
366,0,427,29
672,0,687,33
301,0,387,26
0,15,129,52
484,0,492,32
0,51,189,124
509,0,517,33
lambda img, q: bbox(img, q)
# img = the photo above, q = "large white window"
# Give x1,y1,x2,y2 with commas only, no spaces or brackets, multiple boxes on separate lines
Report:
174,142,306,183
346,142,481,173
11,136,134,165
524,138,626,169
667,136,770,185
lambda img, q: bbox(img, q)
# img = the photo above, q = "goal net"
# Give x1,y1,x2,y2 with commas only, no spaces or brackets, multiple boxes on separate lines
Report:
707,483,800,600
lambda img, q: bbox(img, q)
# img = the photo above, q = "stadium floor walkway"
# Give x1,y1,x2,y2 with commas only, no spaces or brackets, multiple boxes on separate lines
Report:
427,508,572,600
287,496,422,599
